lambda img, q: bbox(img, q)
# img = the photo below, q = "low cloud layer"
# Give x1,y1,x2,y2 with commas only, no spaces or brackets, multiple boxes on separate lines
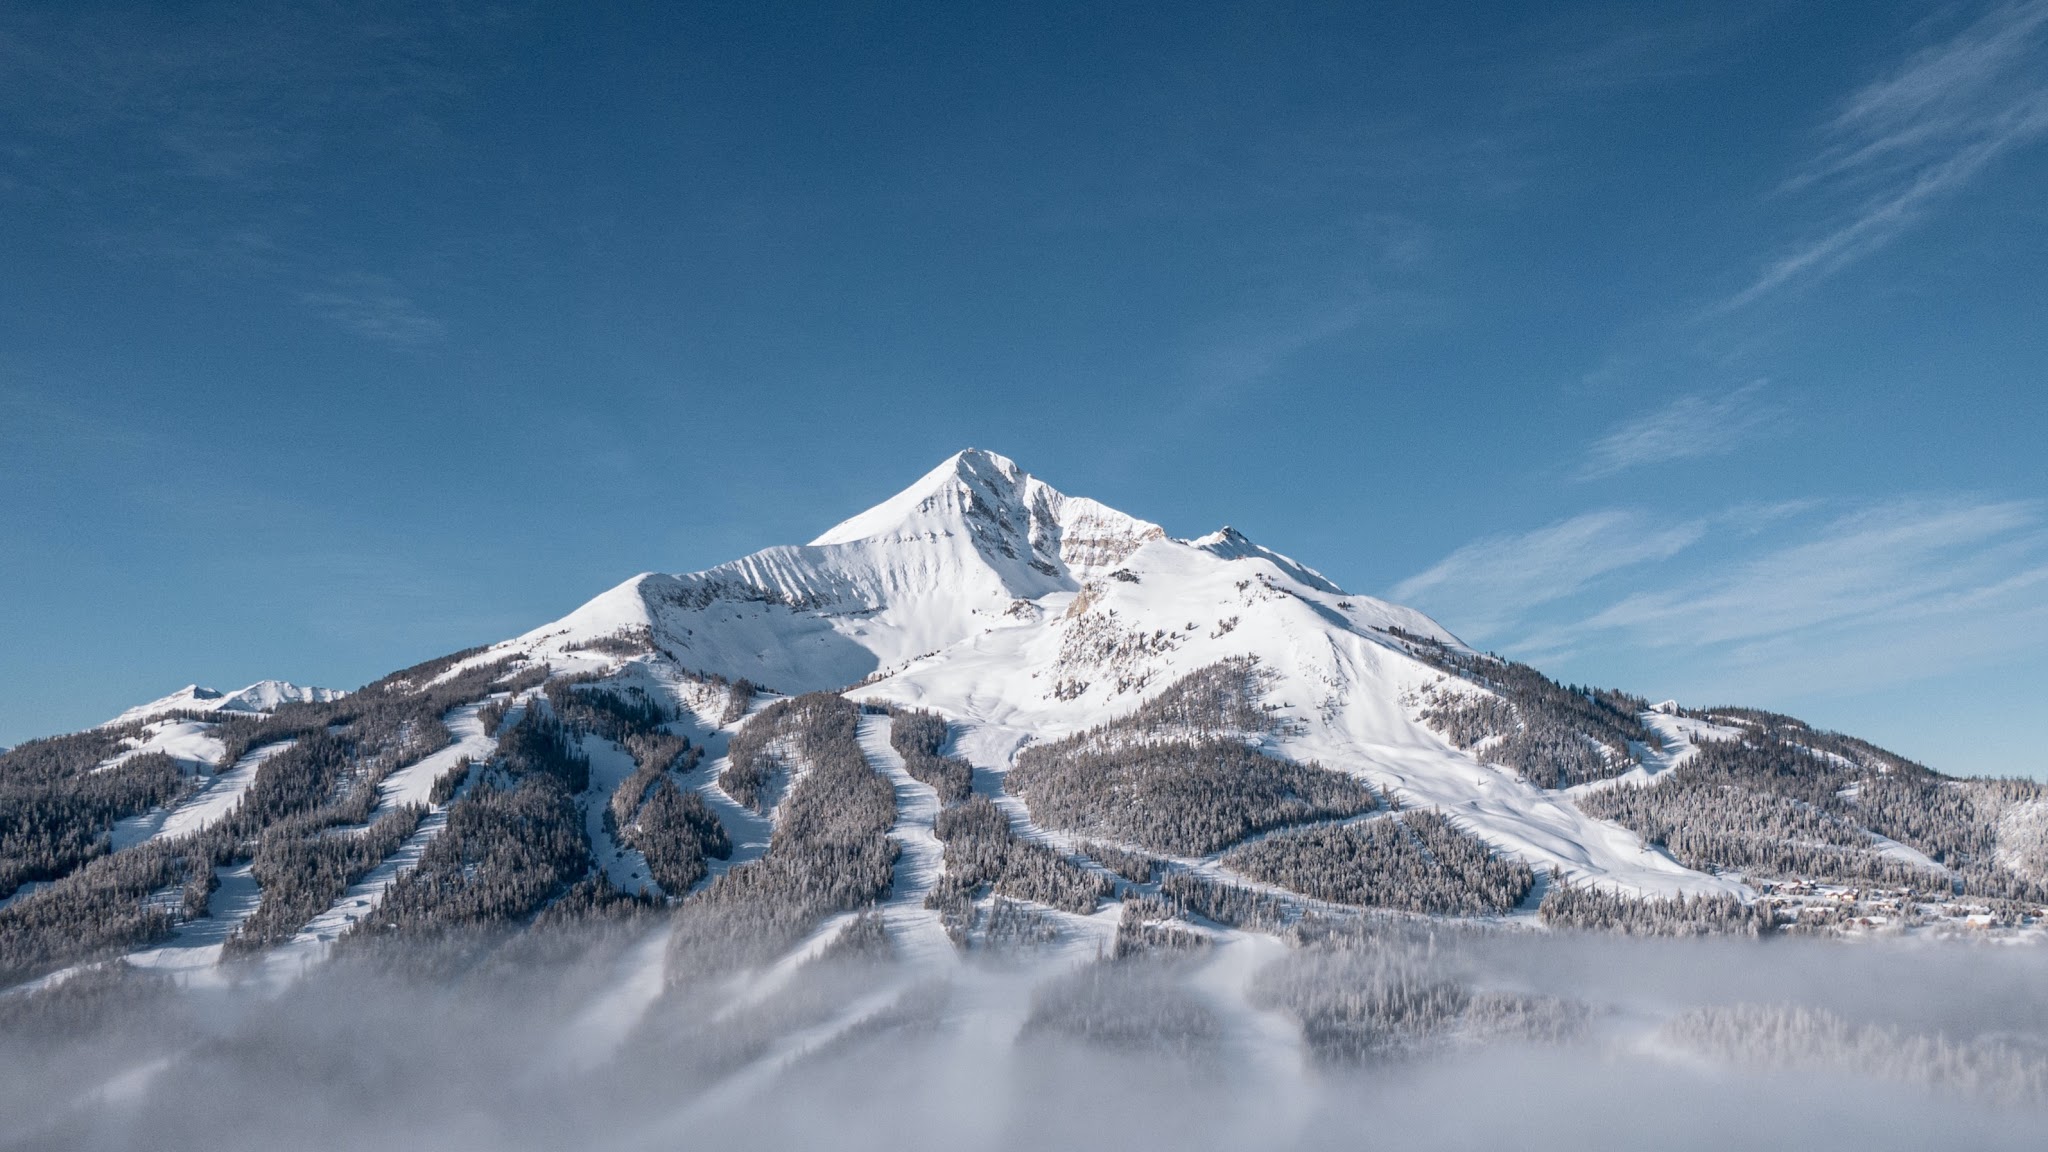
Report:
3,927,2044,1152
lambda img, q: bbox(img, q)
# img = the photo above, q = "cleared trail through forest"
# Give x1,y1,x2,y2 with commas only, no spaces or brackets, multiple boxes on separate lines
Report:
685,723,772,885
109,738,298,851
855,713,955,968
258,700,500,984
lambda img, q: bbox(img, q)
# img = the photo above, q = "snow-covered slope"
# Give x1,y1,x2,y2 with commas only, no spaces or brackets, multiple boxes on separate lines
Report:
459,448,1720,897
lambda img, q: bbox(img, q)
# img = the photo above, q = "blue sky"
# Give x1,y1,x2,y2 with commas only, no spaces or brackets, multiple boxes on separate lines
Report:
2,2,2044,776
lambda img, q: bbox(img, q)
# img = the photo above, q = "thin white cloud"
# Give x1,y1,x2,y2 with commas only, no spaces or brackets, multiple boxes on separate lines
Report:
1729,0,2048,307
1533,10,1747,93
1396,497,2048,705
1581,498,2039,645
303,276,444,346
1574,498,2048,694
1578,380,1780,479
1390,510,1706,639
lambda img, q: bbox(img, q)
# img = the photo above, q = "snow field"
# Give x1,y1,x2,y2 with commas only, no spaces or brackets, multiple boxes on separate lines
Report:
96,719,224,773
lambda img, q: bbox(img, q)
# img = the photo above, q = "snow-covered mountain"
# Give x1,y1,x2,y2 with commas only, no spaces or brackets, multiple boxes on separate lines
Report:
6,448,2045,1003
478,448,1706,895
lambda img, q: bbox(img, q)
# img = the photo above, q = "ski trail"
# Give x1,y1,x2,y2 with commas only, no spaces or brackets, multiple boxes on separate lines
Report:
855,713,955,968
369,700,495,813
258,702,498,984
683,728,773,881
259,809,449,983
110,738,298,851
646,978,910,1138
0,880,48,914
578,734,657,896
714,911,860,1020
122,863,263,985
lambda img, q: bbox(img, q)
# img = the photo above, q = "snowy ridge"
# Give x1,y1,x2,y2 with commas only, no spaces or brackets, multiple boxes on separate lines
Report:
104,680,345,728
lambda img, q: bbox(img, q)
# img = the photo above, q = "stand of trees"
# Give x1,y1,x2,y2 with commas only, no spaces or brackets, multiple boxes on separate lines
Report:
1157,871,1294,932
1,731,182,897
1664,1003,2048,1105
979,896,1060,949
0,839,188,985
1010,737,1375,857
1009,660,1374,856
1081,840,1158,884
667,693,896,982
624,780,729,895
923,795,1111,944
1251,921,1587,1063
1112,894,1209,958
1537,877,1777,937
542,677,732,898
718,678,757,726
224,804,426,952
718,696,790,813
1399,630,1657,790
1019,956,1223,1058
887,710,973,804
1224,811,1534,916
1092,656,1278,740
1,654,551,980
492,708,590,794
1572,727,2048,901
352,703,595,937
355,780,590,936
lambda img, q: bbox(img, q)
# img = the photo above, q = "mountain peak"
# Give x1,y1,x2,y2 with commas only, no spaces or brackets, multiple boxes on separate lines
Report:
808,448,1026,547
1191,525,1344,594
806,449,1163,582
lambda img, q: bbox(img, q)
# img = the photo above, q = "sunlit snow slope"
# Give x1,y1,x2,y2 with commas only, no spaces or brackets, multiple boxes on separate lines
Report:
472,449,1726,896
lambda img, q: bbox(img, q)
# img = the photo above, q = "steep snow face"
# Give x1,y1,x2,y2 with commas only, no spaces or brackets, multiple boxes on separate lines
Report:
498,446,1463,731
500,449,1170,691
807,447,1166,582
473,447,1725,896
104,681,346,728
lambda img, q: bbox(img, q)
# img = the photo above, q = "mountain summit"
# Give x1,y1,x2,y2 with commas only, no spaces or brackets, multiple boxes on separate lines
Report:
5,448,2045,1003
472,450,1701,895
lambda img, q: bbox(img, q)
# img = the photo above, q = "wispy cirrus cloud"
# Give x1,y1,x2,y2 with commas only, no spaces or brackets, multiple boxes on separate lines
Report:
1577,380,1781,479
1530,8,1755,93
1728,0,2048,307
1403,496,2048,701
1580,498,2045,651
302,275,444,346
1389,510,1707,640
